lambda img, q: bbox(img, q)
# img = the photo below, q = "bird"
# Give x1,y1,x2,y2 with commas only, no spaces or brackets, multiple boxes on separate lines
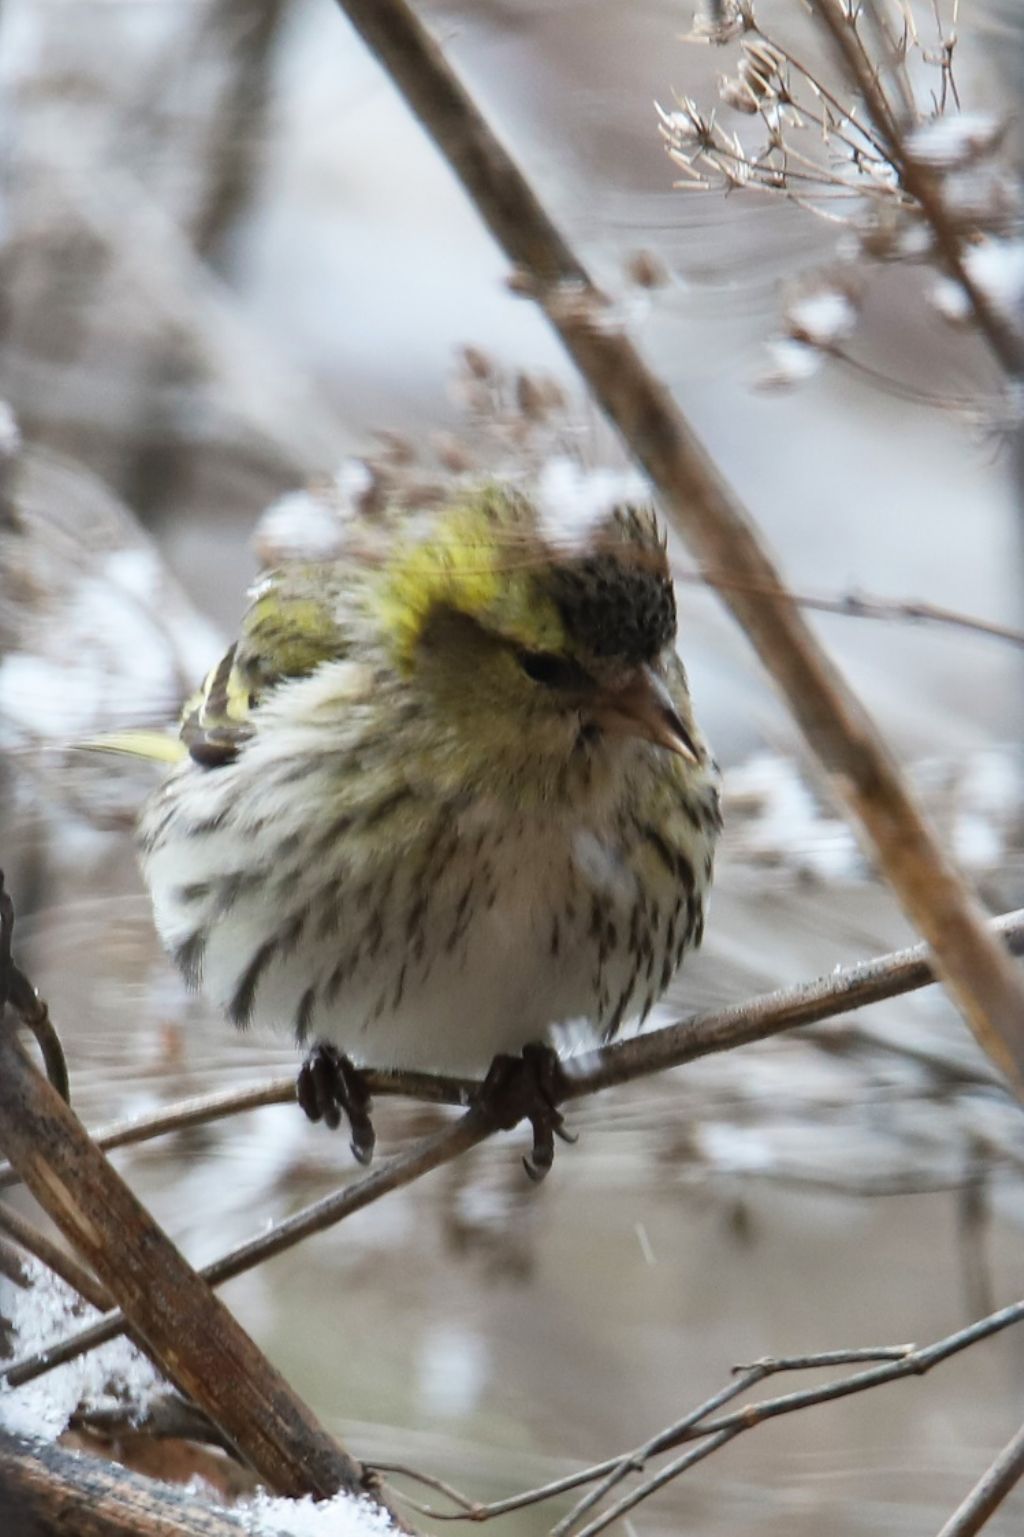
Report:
134,483,721,1174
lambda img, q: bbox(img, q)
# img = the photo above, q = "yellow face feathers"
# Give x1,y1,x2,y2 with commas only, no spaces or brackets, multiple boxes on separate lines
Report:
373,485,677,688
373,494,569,676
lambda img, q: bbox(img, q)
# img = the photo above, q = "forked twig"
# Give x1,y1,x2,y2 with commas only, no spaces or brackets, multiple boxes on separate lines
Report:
361,1304,1024,1531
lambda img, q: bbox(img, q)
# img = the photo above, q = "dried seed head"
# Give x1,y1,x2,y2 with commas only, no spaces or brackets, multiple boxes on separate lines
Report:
687,0,754,46
460,346,494,381
625,250,669,289
515,372,550,422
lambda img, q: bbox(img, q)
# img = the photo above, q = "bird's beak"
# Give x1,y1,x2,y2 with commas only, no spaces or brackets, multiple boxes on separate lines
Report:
593,664,700,763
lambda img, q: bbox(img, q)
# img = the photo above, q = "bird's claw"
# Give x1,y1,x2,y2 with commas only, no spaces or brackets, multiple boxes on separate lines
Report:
296,1044,376,1165
479,1041,573,1183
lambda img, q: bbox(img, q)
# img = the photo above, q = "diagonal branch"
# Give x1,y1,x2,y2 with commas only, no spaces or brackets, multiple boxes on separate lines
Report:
936,1419,1024,1537
329,0,1024,1096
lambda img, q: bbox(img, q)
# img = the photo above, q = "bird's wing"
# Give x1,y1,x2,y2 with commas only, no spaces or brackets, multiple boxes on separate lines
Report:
181,565,350,768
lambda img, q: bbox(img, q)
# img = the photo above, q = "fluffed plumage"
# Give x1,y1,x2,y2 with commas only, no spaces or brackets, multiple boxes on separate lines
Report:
138,485,721,1076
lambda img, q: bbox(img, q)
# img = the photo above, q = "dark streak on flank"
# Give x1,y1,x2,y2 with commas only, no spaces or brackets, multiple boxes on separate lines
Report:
228,937,278,1028
294,985,316,1043
173,931,206,989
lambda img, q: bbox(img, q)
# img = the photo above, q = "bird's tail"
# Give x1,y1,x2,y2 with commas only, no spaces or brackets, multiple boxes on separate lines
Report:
79,730,187,765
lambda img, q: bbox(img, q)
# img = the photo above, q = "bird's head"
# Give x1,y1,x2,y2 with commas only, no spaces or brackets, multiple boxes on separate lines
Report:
373,485,702,798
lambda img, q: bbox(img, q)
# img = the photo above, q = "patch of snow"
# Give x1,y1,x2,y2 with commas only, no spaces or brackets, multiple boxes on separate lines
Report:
933,240,1024,324
906,112,1003,170
724,753,861,881
0,1261,161,1441
240,1490,393,1536
696,1121,775,1175
0,400,21,460
536,456,650,553
756,338,822,390
0,653,102,739
255,489,347,565
785,291,858,349
102,547,161,602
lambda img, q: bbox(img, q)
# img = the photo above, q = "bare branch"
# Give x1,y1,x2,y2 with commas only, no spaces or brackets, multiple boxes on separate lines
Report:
329,0,1024,1094
1,1105,493,1390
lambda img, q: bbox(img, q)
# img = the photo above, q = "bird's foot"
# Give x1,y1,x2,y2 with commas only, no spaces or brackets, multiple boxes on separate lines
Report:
477,1041,576,1183
296,1043,376,1165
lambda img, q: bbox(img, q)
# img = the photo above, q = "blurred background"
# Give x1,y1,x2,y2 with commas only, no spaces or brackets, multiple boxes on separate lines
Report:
2,1,1024,1532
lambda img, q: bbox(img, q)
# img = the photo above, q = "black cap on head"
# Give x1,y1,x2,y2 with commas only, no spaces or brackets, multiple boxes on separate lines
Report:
549,545,676,666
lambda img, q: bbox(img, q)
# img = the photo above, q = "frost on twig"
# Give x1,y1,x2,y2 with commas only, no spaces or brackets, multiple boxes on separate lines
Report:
659,2,1024,410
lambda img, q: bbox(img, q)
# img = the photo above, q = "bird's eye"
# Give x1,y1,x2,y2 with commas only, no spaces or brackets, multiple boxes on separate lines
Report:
517,650,589,689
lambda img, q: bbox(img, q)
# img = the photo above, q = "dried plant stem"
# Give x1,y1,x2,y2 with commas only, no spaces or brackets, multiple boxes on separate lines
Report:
0,1427,293,1537
330,0,1024,1095
5,907,1023,1392
813,0,1024,379
936,1420,1024,1537
0,1026,368,1503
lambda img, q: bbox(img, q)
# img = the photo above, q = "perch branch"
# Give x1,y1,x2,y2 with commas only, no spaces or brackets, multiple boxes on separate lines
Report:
5,908,1023,1390
1,909,1020,1196
329,0,1024,1094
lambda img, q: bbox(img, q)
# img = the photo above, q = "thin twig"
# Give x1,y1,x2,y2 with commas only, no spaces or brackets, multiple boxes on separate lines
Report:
331,0,1024,1096
0,1202,113,1312
551,1365,767,1536
570,1430,736,1537
6,909,1022,1392
935,1419,1024,1537
373,1304,1024,1530
672,566,1024,651
1,1105,493,1389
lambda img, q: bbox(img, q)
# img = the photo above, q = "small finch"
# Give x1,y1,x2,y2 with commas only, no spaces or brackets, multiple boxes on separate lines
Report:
134,484,721,1172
